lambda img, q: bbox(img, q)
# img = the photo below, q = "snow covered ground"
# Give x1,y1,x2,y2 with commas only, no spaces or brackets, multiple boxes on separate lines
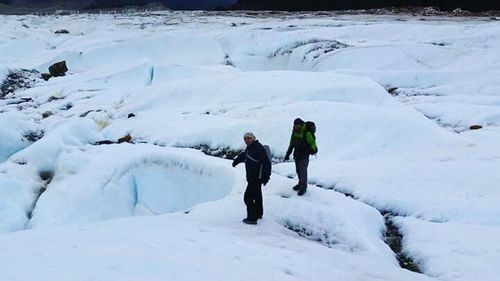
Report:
0,11,499,281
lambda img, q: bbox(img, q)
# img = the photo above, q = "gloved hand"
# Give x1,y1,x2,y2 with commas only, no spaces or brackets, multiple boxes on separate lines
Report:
232,160,237,167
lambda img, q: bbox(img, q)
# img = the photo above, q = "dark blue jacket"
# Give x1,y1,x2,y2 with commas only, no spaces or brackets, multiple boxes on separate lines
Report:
233,140,271,184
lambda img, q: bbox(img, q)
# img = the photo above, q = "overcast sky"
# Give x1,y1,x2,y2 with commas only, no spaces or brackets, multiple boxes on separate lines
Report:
4,0,237,9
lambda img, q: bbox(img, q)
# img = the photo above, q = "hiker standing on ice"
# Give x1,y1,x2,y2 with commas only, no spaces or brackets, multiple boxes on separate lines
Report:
232,132,271,225
284,118,317,196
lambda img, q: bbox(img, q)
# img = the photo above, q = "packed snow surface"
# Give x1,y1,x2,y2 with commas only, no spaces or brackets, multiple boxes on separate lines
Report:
0,11,499,281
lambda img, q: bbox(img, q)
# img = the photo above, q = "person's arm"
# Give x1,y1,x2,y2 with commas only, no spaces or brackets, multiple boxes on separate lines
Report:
232,151,246,167
305,132,317,154
284,134,293,160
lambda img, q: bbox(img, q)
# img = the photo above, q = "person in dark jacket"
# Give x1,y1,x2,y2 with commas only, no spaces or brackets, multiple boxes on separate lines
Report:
284,118,317,196
232,132,271,225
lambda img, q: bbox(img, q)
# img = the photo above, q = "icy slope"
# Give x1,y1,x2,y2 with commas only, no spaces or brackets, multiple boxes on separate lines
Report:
1,11,499,281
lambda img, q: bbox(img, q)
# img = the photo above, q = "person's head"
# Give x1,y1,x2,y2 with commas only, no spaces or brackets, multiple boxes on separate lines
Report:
293,118,304,131
243,132,256,146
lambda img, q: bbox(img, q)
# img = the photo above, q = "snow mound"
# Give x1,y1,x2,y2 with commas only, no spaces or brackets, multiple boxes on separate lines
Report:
0,120,99,233
0,112,38,163
29,145,236,228
396,217,500,281
102,70,456,159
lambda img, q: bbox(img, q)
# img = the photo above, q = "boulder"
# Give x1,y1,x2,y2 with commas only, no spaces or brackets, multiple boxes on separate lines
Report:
470,125,482,130
117,134,133,144
41,73,52,81
48,61,68,77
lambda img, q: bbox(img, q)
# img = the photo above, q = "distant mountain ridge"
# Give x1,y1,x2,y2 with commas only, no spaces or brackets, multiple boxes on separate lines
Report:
231,0,500,12
2,0,498,12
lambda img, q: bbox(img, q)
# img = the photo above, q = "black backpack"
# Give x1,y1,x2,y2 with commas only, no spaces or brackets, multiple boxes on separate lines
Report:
304,121,317,155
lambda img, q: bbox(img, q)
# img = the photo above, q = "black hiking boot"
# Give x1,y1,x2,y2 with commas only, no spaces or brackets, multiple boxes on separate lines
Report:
242,218,257,225
297,188,307,196
292,185,301,191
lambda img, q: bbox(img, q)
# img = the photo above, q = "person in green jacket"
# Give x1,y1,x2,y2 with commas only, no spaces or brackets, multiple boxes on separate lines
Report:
284,118,317,196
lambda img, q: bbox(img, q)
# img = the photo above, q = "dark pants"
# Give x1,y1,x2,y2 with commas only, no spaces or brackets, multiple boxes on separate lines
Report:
295,156,309,190
244,181,263,221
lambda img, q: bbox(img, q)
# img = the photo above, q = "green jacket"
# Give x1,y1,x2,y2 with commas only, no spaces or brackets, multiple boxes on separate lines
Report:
286,125,317,159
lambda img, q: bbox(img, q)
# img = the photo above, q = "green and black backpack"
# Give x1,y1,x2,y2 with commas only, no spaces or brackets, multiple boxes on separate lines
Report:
304,121,318,155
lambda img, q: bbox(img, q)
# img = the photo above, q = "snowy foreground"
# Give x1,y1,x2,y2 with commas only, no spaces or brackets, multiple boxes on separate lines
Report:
1,11,500,281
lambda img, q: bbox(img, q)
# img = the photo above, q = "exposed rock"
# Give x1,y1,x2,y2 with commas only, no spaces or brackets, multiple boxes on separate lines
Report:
430,42,448,47
47,95,64,102
387,87,399,95
62,103,73,110
470,125,483,130
41,73,52,81
23,130,44,142
95,134,133,145
95,140,115,145
383,214,421,273
13,159,27,165
54,29,69,34
6,97,32,105
117,134,133,143
283,220,338,248
127,113,136,118
190,144,241,159
42,111,53,119
80,109,102,118
1,69,40,98
48,61,68,77
269,39,349,62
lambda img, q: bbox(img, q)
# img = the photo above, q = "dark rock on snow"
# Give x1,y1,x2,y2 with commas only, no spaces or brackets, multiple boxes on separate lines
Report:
117,134,133,143
41,73,52,81
47,95,65,102
42,111,53,119
23,130,44,142
95,134,134,145
48,61,68,77
1,69,40,98
470,125,483,130
95,140,115,145
387,87,399,95
54,29,69,34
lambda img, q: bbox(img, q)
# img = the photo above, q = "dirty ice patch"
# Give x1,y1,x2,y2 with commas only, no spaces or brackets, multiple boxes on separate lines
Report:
28,145,235,228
